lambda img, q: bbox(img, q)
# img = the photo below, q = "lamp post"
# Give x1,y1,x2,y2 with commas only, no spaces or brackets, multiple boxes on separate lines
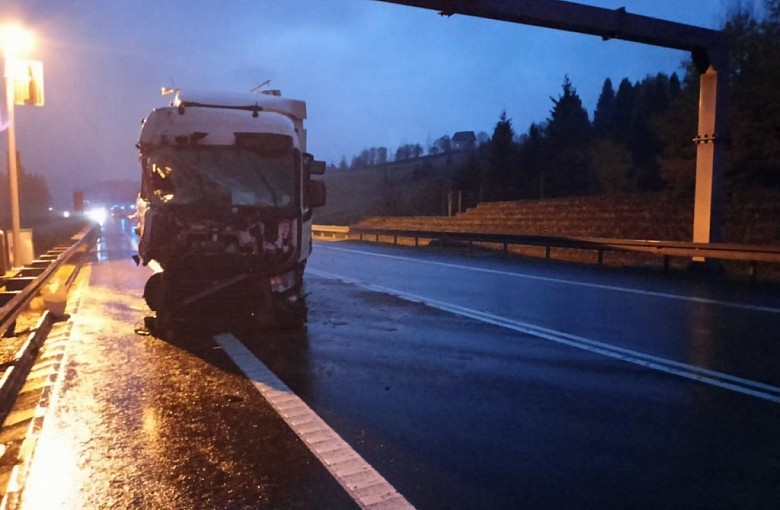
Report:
1,24,35,267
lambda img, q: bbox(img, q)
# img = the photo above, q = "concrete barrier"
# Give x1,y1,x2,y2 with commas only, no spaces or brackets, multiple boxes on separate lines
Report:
4,229,34,268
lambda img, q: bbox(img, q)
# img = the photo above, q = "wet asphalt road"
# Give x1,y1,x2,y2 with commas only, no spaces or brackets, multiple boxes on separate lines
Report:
16,219,780,509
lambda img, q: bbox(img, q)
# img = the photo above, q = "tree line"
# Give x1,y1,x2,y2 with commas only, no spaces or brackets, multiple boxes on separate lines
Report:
335,1,779,205
1,152,52,227
331,133,492,172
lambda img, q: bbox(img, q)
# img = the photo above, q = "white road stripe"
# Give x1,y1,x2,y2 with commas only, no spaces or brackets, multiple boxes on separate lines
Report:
316,245,780,314
214,333,416,510
308,268,780,405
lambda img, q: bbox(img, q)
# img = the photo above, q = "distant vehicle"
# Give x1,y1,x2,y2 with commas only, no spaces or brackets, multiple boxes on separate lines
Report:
110,205,131,218
135,89,326,331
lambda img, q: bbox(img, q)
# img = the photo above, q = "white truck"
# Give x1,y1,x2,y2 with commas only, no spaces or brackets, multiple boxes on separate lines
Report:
135,89,325,331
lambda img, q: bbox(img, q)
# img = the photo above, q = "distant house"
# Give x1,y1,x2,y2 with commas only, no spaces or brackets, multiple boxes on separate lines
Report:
452,131,476,151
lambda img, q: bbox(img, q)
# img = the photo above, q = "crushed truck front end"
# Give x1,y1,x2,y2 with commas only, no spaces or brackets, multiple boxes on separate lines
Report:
135,91,325,331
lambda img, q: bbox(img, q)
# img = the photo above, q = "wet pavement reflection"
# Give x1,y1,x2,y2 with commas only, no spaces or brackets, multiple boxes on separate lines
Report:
13,220,780,509
20,220,357,509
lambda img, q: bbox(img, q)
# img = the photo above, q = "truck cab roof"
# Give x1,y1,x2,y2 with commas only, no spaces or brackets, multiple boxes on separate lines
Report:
138,89,308,151
174,90,306,121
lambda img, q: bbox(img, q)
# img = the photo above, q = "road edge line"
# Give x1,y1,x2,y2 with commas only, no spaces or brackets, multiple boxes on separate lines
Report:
215,332,416,510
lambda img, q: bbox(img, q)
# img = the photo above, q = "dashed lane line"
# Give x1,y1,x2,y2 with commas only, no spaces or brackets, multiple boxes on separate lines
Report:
315,245,780,314
308,268,780,405
214,333,416,510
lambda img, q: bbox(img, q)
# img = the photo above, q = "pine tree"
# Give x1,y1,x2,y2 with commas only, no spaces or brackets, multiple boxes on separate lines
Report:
484,111,517,200
544,76,594,197
612,78,636,143
628,73,676,191
515,122,546,198
652,67,698,194
593,78,616,137
669,73,681,97
725,1,780,187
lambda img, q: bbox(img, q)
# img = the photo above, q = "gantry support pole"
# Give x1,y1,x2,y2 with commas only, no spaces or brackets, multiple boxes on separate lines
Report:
693,49,729,249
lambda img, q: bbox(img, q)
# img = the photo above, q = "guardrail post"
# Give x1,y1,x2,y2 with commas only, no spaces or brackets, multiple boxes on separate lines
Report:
545,246,551,260
0,230,7,275
597,250,604,265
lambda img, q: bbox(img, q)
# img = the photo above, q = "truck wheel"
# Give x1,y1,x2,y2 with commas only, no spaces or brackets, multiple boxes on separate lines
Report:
143,272,165,312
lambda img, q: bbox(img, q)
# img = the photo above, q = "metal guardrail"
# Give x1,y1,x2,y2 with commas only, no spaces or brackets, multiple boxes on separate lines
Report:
0,224,99,337
312,224,351,240
0,223,98,423
313,224,780,274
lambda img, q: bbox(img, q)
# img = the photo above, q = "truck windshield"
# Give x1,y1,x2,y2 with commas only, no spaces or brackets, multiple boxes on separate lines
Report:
148,145,297,208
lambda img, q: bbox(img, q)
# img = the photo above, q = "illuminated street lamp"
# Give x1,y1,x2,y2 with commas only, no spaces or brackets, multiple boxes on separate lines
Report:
1,24,36,267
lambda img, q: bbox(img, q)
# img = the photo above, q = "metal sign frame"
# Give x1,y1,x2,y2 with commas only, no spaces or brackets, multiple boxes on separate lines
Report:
374,0,729,246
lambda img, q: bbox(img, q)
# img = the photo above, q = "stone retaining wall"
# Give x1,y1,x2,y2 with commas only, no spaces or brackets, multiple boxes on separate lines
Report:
352,191,780,279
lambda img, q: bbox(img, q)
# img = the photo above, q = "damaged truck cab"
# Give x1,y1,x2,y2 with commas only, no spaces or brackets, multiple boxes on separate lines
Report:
136,90,325,330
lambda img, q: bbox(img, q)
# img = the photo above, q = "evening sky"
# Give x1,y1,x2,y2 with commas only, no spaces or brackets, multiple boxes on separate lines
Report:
1,0,742,206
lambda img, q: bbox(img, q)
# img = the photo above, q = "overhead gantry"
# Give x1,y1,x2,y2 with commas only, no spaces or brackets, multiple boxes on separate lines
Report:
374,0,730,246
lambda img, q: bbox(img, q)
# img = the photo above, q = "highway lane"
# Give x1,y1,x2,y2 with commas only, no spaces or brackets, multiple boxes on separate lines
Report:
249,239,780,508
9,220,780,509
308,242,780,390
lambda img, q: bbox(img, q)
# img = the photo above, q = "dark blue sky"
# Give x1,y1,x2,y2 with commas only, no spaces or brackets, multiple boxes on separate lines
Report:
2,0,740,206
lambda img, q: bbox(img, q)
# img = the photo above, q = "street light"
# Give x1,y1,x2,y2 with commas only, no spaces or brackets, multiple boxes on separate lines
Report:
1,23,36,267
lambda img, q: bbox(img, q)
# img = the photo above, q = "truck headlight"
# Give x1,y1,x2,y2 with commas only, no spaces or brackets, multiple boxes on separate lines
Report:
269,270,297,293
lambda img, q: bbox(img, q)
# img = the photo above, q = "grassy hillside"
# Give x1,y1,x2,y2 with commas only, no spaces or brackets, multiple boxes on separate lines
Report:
315,152,468,225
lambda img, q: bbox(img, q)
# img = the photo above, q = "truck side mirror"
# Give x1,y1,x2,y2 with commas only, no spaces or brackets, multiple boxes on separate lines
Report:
303,153,326,175
306,180,326,208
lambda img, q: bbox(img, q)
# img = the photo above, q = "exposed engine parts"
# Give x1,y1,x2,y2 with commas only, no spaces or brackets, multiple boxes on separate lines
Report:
139,209,296,270
135,89,325,332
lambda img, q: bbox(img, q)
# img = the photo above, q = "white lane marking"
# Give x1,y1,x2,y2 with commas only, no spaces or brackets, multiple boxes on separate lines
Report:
315,245,780,314
214,333,416,510
308,269,780,405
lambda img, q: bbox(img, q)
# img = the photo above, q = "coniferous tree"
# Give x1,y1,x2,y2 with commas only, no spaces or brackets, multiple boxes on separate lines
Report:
514,122,546,198
669,72,681,97
651,65,698,194
593,78,616,137
725,1,780,187
612,78,636,143
544,76,594,197
628,73,677,191
484,111,517,200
